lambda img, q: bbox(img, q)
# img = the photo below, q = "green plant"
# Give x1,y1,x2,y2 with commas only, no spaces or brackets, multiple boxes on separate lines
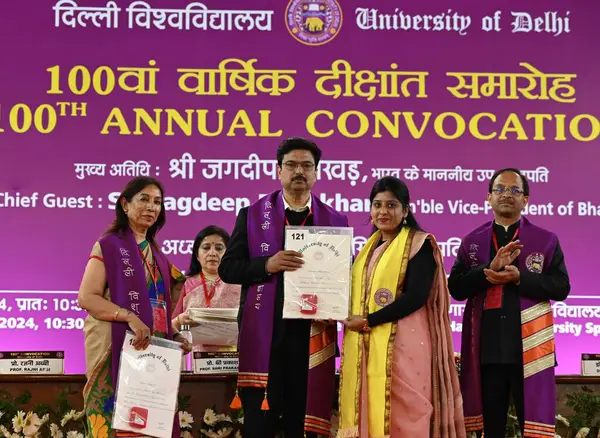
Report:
0,387,241,438
0,387,87,437
497,386,600,438
199,405,244,438
564,385,600,435
0,389,32,428
178,394,192,412
504,404,522,438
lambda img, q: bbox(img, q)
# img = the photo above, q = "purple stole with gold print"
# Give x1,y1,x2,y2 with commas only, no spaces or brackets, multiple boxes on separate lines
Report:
99,229,180,438
235,190,347,436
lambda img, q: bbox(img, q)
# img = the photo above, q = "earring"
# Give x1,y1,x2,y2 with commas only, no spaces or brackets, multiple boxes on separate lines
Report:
403,218,407,225
124,209,129,214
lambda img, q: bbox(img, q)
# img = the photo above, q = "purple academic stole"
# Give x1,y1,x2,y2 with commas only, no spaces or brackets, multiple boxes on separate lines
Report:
99,229,179,437
458,217,558,436
237,190,347,435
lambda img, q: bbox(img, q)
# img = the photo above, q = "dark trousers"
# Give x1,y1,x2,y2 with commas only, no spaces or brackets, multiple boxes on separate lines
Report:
481,364,525,438
241,320,318,438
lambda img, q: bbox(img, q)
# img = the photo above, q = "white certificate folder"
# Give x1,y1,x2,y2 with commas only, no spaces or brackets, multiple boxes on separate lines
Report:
112,332,182,438
283,226,353,320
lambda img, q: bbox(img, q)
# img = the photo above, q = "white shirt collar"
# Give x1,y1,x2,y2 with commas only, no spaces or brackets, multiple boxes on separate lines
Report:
494,218,520,232
283,195,312,211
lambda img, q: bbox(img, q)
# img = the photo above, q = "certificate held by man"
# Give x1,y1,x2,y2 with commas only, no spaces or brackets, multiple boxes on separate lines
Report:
283,225,353,320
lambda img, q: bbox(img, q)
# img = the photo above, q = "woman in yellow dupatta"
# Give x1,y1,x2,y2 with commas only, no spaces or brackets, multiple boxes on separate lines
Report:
338,176,466,438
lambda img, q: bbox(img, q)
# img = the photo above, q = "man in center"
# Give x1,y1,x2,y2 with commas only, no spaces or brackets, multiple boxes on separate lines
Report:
219,137,349,438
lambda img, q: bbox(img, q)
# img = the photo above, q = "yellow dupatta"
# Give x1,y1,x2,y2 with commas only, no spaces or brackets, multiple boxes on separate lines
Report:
338,227,413,438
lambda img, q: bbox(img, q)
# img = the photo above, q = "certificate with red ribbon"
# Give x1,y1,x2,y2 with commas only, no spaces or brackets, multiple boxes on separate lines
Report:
283,226,353,320
112,332,183,438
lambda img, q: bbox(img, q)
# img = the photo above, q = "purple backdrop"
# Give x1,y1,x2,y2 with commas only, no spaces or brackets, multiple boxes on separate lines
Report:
0,0,598,375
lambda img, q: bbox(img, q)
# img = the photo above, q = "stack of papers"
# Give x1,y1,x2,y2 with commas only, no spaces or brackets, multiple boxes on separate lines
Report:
187,308,239,346
188,308,238,320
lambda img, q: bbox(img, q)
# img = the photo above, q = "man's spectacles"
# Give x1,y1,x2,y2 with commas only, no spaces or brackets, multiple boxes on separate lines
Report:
492,186,525,196
282,161,315,172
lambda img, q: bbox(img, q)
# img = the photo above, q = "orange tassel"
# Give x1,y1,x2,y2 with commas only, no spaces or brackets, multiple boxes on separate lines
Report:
260,390,270,411
230,389,242,410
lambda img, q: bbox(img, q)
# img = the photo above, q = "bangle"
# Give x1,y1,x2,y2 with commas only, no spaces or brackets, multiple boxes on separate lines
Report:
113,307,121,321
361,318,370,332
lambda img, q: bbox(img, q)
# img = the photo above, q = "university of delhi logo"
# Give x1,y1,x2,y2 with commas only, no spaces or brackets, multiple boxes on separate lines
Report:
285,0,343,46
526,252,545,273
374,288,393,307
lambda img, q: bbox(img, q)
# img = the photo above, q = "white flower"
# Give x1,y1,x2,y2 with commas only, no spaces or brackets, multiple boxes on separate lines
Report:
60,410,76,427
237,416,244,425
555,414,570,427
0,425,11,438
66,431,83,438
12,411,26,433
0,412,3,420
216,414,232,422
181,431,193,438
72,411,84,421
49,424,63,438
22,412,42,437
575,428,590,438
202,429,232,438
39,414,49,426
179,411,194,429
235,431,242,438
203,408,218,426
215,428,232,437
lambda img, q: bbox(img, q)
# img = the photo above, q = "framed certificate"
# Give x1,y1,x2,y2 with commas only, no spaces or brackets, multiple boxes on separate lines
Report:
283,226,353,320
112,332,182,438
